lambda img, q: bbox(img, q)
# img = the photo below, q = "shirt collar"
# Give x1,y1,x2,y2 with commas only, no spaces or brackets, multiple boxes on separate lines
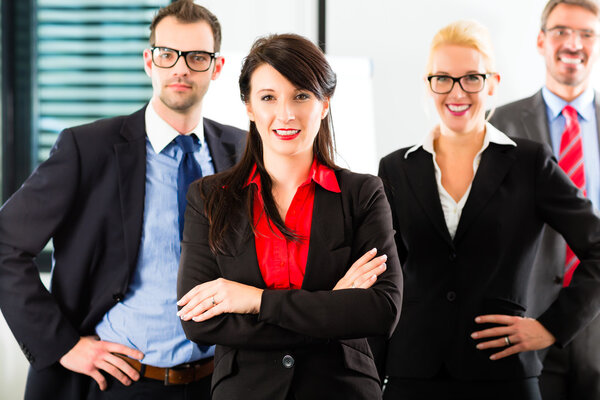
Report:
246,158,341,193
404,122,516,159
144,102,205,154
542,86,595,122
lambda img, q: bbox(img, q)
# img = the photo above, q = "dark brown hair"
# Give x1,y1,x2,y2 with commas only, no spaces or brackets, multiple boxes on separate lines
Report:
541,0,600,29
149,0,222,52
201,33,338,254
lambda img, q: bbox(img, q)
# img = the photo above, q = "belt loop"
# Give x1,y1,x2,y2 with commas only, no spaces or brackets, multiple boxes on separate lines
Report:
164,368,170,386
139,363,146,378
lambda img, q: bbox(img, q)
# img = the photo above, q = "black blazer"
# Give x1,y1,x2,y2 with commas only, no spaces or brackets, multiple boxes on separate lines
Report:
489,90,600,317
379,138,600,380
177,170,403,400
0,106,246,400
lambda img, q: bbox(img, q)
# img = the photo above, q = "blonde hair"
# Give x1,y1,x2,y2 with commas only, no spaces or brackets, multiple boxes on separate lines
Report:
426,20,496,74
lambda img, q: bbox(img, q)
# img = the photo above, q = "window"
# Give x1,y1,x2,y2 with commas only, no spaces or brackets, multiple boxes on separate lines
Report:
36,0,167,161
1,0,168,271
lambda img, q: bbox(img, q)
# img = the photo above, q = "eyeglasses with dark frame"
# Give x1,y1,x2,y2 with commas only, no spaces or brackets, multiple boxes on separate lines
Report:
427,73,494,94
150,46,220,72
543,26,600,43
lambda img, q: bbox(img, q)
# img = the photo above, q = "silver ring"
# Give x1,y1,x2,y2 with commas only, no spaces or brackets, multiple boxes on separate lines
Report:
212,296,216,306
504,336,511,346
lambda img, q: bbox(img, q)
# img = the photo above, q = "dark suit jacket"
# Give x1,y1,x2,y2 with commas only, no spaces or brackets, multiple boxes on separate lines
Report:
489,90,600,317
379,138,600,380
177,170,403,400
0,106,246,400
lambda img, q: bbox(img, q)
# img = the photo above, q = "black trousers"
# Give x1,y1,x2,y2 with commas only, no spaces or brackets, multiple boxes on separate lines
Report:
86,374,212,400
383,376,541,400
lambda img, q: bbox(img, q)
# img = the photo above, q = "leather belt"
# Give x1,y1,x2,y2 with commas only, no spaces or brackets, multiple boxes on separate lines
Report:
115,354,214,385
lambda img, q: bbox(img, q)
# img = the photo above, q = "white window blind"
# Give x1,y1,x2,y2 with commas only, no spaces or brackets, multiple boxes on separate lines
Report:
36,0,168,162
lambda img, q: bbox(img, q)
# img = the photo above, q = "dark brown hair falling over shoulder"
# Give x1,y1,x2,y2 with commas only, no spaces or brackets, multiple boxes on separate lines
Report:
201,33,338,255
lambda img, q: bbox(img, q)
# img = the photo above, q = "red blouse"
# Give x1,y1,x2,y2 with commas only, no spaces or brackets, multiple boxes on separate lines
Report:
247,160,341,289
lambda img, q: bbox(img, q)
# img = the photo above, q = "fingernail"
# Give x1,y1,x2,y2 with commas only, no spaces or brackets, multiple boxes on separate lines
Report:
371,274,377,280
192,316,200,322
371,248,377,253
471,332,478,338
490,355,496,360
382,263,387,269
176,300,182,306
475,317,481,323
176,310,182,316
381,254,387,261
476,344,482,349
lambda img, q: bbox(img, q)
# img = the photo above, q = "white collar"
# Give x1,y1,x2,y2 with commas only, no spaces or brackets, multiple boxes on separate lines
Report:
144,102,204,154
404,122,516,159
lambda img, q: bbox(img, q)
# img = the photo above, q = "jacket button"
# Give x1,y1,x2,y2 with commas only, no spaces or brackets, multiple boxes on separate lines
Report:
554,276,563,284
449,252,457,261
112,293,124,302
446,291,457,302
282,354,295,369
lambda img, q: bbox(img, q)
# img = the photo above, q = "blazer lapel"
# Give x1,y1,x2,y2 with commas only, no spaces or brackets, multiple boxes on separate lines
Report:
594,90,600,144
302,185,346,290
404,149,454,247
115,107,146,273
520,90,552,144
454,144,516,243
204,118,240,172
221,205,267,289
234,238,267,289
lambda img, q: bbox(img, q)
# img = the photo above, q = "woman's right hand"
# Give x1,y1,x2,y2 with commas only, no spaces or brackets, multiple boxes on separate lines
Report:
333,248,387,290
177,278,264,322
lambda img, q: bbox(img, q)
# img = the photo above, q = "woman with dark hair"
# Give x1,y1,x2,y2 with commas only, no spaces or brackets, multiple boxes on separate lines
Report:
176,33,402,399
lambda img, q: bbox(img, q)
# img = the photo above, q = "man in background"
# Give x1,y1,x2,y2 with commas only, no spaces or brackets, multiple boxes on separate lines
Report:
0,1,245,399
490,0,600,398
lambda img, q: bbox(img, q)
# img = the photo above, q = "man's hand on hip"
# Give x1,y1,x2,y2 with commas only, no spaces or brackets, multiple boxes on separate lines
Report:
59,336,144,391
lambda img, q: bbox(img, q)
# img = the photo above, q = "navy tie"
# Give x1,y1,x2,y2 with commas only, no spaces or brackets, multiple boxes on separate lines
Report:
175,135,203,240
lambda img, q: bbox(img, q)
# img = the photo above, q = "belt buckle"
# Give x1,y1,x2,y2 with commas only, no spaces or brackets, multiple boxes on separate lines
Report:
164,368,171,386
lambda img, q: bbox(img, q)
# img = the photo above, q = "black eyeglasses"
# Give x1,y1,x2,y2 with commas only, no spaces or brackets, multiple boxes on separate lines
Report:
427,73,494,94
151,47,219,72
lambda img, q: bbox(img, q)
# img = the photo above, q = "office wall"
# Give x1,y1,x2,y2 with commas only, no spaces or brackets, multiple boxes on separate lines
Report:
195,0,590,173
326,0,550,165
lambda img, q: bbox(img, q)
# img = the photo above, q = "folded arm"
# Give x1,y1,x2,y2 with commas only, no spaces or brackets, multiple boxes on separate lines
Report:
177,175,402,348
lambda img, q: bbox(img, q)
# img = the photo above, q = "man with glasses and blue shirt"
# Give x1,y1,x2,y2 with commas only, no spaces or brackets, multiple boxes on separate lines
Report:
490,0,600,398
0,1,244,399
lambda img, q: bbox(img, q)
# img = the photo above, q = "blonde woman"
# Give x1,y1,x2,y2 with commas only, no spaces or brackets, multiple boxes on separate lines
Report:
378,20,600,399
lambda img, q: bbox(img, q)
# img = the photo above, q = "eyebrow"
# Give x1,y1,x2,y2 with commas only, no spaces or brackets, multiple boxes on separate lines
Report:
431,71,482,75
153,46,214,53
547,24,595,31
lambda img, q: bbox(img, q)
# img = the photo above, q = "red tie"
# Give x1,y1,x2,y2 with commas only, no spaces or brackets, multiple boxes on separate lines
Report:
558,105,586,287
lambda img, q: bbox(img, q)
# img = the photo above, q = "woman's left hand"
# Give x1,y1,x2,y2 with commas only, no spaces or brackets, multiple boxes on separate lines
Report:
177,278,264,322
471,314,556,360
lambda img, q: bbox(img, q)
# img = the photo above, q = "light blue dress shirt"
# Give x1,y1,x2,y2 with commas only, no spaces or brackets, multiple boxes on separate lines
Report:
95,104,215,367
542,87,600,209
